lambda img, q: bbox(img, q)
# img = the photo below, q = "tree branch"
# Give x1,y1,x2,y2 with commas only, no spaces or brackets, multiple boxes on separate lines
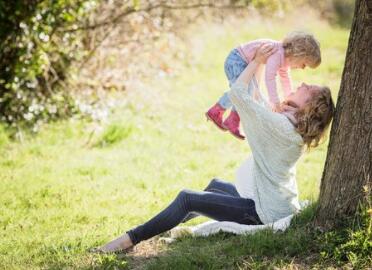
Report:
63,2,249,32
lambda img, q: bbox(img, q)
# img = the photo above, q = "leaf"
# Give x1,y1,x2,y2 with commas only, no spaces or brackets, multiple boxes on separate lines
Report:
132,0,140,10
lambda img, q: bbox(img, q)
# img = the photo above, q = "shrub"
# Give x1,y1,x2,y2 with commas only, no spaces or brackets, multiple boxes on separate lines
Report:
0,124,9,147
0,0,97,131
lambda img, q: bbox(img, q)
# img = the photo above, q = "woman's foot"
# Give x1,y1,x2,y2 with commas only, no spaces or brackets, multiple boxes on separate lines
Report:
206,103,227,131
90,233,134,254
222,111,245,140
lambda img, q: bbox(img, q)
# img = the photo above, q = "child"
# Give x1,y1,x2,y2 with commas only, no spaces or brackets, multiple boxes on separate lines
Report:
206,31,321,140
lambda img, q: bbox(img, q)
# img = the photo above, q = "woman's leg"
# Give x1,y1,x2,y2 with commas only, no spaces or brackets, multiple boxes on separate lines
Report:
181,178,240,223
204,178,241,196
126,188,261,246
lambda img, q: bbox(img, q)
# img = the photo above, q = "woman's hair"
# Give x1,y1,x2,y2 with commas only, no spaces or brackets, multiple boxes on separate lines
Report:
283,31,321,68
295,86,335,148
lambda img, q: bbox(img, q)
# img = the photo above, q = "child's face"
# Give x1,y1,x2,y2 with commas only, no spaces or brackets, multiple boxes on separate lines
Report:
288,57,308,69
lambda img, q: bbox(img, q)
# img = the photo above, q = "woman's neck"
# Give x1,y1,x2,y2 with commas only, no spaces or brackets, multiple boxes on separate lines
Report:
281,110,298,127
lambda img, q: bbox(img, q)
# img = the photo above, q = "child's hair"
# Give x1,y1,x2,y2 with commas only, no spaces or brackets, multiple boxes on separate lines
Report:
283,31,321,68
295,86,335,148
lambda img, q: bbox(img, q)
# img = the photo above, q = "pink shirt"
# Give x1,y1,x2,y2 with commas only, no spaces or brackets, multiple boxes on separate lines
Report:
237,39,292,104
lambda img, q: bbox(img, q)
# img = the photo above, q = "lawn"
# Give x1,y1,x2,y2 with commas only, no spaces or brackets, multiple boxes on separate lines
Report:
0,12,350,269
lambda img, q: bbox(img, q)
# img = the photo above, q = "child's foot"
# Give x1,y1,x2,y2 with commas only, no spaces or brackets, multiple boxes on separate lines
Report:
205,103,227,131
222,111,245,140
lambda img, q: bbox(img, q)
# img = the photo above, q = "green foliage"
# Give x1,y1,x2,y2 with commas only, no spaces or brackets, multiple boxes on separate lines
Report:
251,0,284,13
143,205,318,269
319,197,372,268
332,0,355,27
94,123,134,147
145,203,372,269
0,0,353,133
93,254,128,269
0,0,97,130
299,0,355,28
0,124,9,147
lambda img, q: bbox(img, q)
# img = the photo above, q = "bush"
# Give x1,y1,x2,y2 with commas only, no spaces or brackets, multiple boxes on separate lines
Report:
0,124,9,147
0,0,273,132
0,0,353,133
0,0,97,131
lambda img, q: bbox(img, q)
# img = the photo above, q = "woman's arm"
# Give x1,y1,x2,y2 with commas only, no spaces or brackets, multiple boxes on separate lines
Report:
255,64,264,86
235,44,277,86
252,64,265,102
230,44,277,104
228,44,290,137
227,45,301,152
235,59,260,86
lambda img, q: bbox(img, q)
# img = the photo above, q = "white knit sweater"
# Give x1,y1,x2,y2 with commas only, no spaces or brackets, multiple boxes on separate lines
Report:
228,80,304,224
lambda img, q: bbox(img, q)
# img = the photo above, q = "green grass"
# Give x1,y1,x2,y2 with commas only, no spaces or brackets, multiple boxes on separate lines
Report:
0,13,356,269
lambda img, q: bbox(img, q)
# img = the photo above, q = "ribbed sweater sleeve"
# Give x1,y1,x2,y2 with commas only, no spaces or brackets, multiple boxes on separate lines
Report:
228,80,304,224
228,81,295,144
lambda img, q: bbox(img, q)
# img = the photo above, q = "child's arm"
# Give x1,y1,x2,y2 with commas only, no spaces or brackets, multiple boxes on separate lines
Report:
278,67,293,97
265,53,282,107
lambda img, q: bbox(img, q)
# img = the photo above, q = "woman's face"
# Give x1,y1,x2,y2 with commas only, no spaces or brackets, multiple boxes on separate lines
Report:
286,83,321,109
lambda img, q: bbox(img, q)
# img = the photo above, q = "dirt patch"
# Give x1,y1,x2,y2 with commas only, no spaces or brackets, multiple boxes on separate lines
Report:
123,237,170,270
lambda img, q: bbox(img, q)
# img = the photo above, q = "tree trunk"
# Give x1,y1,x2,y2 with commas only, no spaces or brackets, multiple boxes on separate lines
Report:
315,0,372,227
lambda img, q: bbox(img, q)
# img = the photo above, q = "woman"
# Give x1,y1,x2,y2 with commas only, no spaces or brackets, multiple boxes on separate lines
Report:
93,44,335,254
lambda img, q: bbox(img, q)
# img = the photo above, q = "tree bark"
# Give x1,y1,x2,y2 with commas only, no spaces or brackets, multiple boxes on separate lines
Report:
315,0,372,228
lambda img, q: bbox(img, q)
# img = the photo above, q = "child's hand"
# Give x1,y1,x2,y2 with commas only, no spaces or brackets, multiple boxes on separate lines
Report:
254,44,277,64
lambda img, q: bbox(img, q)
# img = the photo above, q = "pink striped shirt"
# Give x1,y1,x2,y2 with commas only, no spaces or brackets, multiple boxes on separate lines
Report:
237,39,292,104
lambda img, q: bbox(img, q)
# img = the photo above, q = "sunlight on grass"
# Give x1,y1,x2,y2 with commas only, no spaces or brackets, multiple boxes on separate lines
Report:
0,12,349,269
93,123,134,148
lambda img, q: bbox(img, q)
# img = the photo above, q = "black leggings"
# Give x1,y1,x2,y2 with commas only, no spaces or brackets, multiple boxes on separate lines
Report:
127,179,262,245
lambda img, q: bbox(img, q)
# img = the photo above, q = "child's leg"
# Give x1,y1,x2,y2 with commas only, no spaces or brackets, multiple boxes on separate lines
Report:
220,49,249,108
206,49,248,130
221,52,249,140
217,93,233,110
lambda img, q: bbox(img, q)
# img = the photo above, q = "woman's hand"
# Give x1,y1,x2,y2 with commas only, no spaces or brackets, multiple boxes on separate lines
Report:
254,44,277,64
271,102,282,113
235,43,276,85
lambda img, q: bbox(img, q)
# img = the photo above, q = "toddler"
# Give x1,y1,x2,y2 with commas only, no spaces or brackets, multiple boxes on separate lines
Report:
206,31,321,139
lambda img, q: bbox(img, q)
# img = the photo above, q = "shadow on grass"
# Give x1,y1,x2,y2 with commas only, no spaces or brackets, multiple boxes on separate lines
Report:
39,202,370,269
89,205,322,270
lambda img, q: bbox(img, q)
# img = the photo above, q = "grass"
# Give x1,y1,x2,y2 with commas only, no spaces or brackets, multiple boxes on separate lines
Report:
0,11,361,269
